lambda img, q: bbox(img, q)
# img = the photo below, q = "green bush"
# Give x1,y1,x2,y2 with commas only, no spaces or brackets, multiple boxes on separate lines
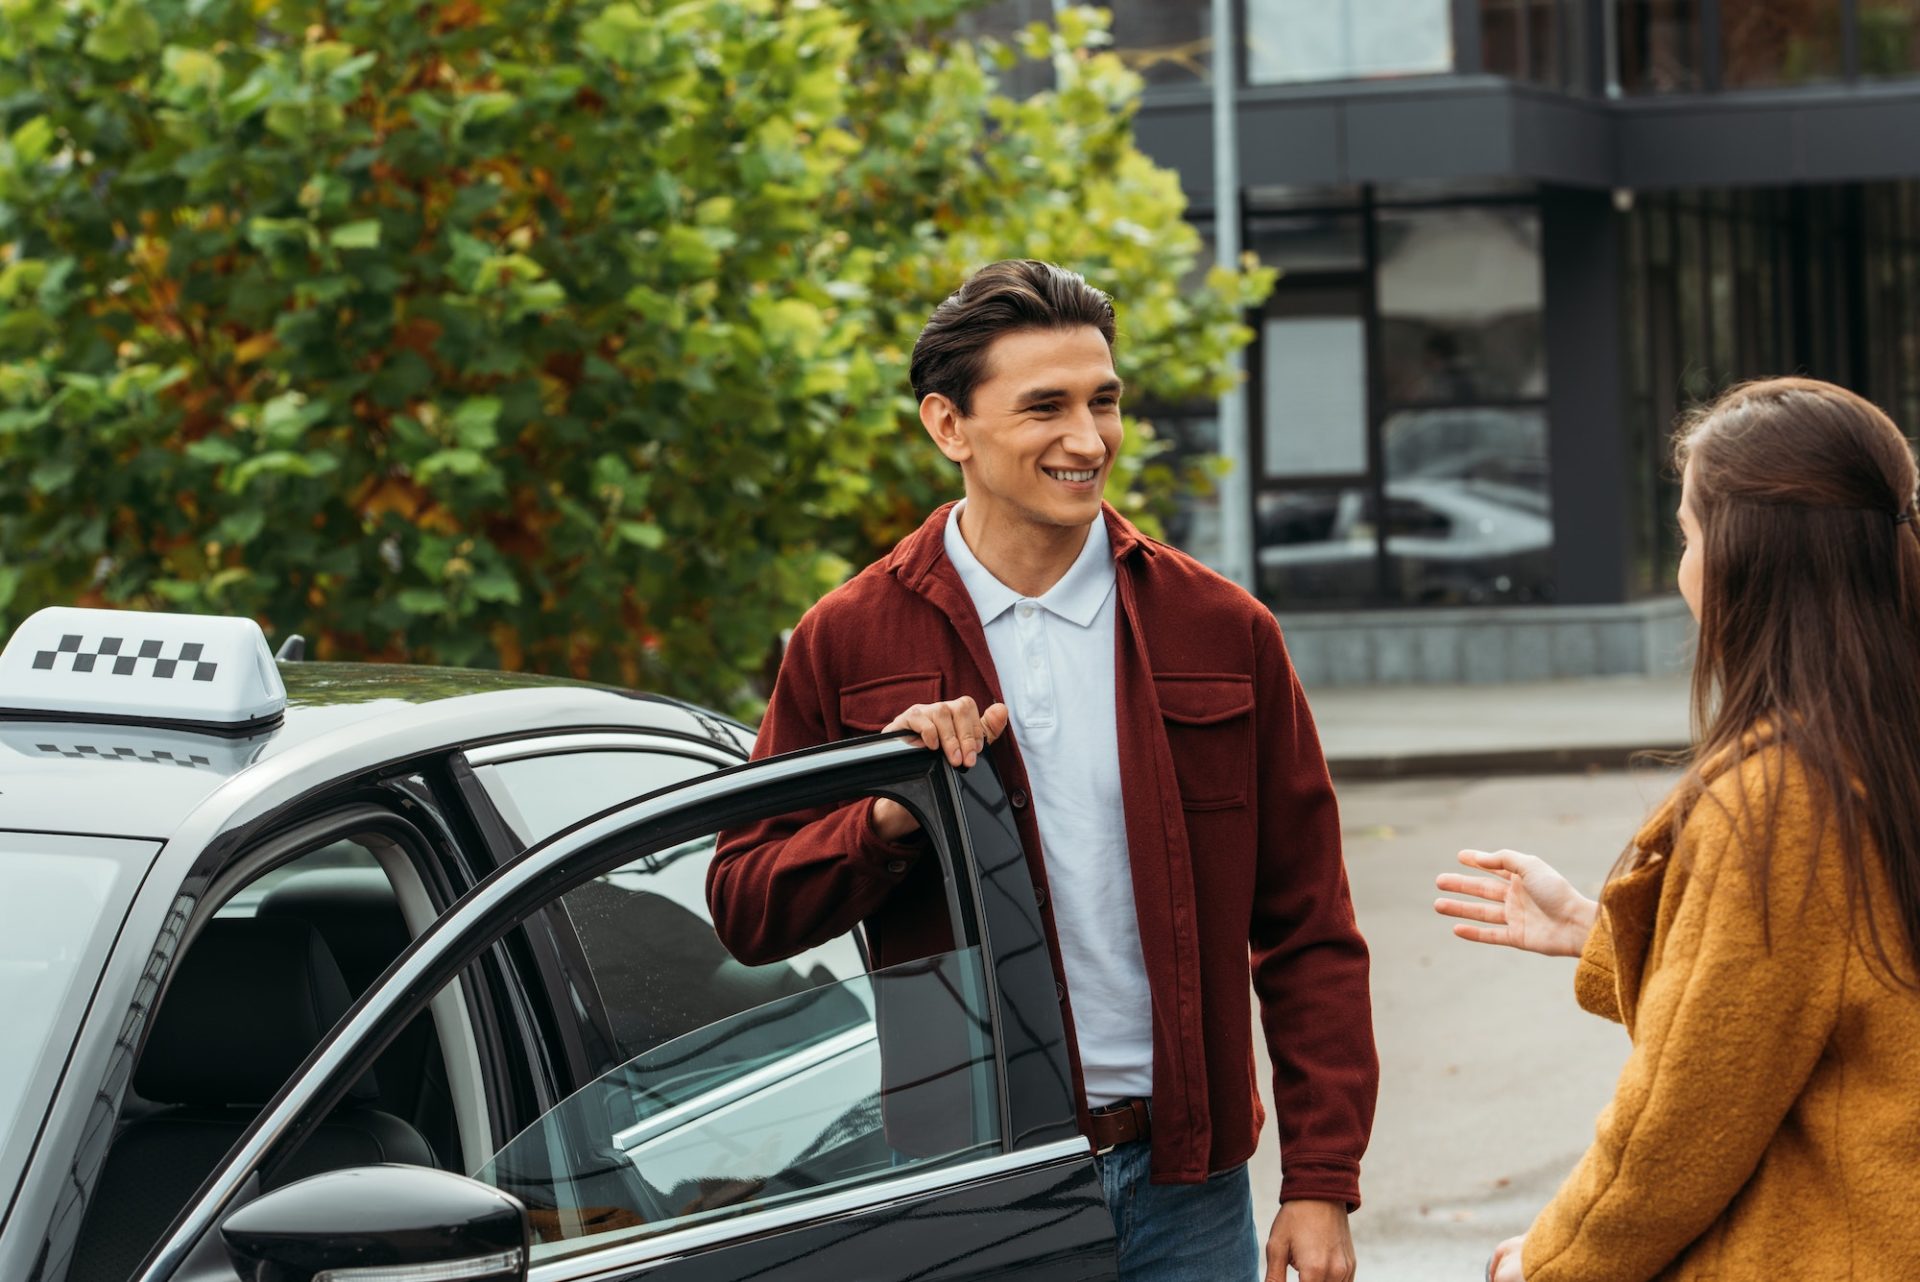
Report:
0,0,1269,711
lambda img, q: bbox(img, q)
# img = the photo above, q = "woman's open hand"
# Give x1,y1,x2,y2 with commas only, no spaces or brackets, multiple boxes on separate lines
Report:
1435,849,1598,958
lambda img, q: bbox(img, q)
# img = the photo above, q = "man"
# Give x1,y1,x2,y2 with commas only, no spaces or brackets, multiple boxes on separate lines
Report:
708,260,1376,1282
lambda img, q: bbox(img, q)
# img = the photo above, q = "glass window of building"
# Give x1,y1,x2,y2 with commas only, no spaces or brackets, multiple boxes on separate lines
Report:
1261,308,1369,478
1860,2,1920,77
1375,207,1546,405
1480,0,1571,87
1248,192,1555,611
1721,0,1844,86
1109,0,1212,86
1245,0,1452,86
1617,0,1703,92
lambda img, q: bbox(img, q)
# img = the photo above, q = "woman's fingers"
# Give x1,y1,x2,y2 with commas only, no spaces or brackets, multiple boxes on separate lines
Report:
1434,896,1507,925
1452,922,1512,947
1435,872,1509,901
1458,848,1524,876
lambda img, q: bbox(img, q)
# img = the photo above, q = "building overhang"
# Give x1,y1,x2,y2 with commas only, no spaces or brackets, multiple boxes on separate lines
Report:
1137,75,1920,202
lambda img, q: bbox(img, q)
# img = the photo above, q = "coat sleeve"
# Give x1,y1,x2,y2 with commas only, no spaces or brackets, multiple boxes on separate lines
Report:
706,612,930,966
1572,919,1624,1024
1247,613,1379,1210
1523,774,1848,1282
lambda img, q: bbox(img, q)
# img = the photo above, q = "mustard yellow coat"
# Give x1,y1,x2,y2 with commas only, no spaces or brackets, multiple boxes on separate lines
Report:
1524,749,1920,1282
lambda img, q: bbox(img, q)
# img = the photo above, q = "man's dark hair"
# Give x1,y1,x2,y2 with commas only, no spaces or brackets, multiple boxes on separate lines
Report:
909,259,1116,416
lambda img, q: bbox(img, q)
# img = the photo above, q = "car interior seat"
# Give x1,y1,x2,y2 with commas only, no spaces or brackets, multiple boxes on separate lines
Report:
68,917,435,1282
255,867,459,1166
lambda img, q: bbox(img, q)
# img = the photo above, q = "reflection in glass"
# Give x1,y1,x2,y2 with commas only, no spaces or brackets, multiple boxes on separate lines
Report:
1256,489,1379,607
1376,207,1544,404
1245,0,1452,85
1617,0,1702,92
476,949,1001,1261
1381,408,1554,605
1480,0,1564,85
1860,1,1920,76
1248,214,1364,274
1721,0,1843,86
1109,0,1212,86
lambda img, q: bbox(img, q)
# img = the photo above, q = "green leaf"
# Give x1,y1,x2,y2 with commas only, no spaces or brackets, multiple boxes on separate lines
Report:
396,587,449,615
451,397,501,449
418,448,489,480
83,2,162,63
9,116,54,166
616,520,666,550
328,219,381,250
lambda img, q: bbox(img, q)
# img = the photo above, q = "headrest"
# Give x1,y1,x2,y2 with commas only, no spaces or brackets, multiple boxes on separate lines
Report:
256,868,410,996
136,917,377,1107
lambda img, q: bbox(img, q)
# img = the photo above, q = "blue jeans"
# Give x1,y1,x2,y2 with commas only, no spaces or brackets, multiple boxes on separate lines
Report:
1094,1140,1259,1282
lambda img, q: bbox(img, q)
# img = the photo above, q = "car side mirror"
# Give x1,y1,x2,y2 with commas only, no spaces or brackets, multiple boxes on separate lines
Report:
219,1164,528,1282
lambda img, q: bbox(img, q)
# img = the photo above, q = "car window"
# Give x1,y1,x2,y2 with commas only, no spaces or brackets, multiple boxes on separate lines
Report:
473,748,865,1072
465,788,997,1265
65,820,485,1282
474,749,721,849
474,946,998,1264
0,834,158,1215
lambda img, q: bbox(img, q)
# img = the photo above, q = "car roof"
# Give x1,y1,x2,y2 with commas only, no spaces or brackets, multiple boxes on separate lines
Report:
0,662,750,843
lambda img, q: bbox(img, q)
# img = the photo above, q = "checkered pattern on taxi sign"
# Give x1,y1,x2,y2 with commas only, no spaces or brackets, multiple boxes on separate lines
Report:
36,743,213,768
30,635,219,682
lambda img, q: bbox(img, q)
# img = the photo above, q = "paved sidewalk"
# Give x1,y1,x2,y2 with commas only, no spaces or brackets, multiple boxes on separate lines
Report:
1308,673,1695,778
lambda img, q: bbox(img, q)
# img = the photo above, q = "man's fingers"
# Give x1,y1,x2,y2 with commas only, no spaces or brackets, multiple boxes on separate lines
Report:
1435,896,1507,925
981,702,1011,744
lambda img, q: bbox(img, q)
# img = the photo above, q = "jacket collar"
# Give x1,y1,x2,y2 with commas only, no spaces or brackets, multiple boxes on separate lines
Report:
886,499,1154,593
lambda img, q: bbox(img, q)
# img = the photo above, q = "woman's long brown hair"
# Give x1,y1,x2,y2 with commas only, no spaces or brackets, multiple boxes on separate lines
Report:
1639,377,1920,984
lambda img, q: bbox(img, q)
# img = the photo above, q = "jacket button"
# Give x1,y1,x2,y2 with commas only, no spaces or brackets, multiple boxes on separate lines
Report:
1055,982,1066,1002
1035,885,1047,909
1010,789,1028,809
886,859,908,874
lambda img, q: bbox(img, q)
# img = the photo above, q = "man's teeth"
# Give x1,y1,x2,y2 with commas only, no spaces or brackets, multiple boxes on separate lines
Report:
1046,468,1098,482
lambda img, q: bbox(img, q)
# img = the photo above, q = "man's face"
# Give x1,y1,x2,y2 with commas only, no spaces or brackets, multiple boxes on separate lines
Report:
928,326,1124,531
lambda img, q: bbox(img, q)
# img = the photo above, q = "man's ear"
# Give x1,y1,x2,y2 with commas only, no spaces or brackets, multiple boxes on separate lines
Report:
919,393,972,465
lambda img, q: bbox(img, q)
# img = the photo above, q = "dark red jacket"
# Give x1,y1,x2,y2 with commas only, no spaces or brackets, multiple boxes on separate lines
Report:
708,502,1376,1206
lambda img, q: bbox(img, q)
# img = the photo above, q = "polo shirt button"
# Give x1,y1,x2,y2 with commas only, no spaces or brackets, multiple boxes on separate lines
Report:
1010,789,1028,809
886,859,908,874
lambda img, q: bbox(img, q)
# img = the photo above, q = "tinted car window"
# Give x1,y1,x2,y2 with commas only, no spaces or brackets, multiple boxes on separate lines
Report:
477,948,1000,1263
475,750,718,849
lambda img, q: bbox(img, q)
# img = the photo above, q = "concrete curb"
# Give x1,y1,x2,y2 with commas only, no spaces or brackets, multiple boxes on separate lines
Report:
1327,740,1692,781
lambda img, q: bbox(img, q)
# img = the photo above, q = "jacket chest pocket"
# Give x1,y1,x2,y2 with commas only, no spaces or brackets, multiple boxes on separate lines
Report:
1154,673,1254,811
839,673,943,733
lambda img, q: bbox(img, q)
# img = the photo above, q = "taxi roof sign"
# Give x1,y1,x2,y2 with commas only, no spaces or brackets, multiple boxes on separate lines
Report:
0,607,287,732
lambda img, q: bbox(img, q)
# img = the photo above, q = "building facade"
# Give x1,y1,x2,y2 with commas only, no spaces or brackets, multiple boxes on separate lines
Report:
969,1,1920,685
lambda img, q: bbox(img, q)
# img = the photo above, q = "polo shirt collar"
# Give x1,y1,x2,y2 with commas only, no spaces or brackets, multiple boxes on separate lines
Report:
942,502,1116,629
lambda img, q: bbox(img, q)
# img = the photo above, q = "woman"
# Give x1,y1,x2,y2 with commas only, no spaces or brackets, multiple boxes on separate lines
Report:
1436,377,1920,1282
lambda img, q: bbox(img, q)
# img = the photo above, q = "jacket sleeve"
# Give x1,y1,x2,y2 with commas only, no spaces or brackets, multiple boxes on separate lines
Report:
1247,613,1379,1210
1572,918,1624,1024
1523,775,1847,1282
706,613,929,966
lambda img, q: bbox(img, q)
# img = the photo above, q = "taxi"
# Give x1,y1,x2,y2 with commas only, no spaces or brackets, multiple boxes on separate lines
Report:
0,607,1118,1282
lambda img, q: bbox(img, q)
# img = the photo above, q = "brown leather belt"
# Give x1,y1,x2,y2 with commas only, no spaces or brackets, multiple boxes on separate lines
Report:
1086,1097,1151,1154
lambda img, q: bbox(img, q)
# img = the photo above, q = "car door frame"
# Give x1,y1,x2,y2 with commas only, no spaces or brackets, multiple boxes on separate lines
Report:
135,733,1111,1282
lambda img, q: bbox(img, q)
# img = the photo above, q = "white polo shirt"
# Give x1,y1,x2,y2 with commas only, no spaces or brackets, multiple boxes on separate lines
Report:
943,505,1154,1106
